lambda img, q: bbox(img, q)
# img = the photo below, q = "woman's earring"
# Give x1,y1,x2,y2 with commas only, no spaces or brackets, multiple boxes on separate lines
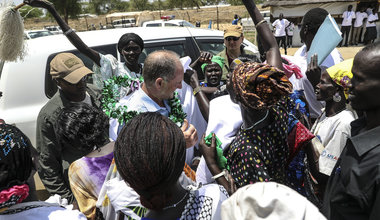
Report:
333,92,341,102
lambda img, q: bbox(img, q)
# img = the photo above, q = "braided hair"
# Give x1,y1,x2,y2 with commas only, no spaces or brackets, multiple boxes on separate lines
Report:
114,112,186,211
0,124,33,190
56,103,110,152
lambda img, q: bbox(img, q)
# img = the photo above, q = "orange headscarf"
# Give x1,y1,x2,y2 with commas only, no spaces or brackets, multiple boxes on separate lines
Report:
232,62,293,110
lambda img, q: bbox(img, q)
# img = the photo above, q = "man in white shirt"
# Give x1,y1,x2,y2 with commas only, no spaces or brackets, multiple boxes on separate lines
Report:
272,13,290,55
339,5,355,47
110,50,199,163
292,8,343,121
364,9,379,45
351,7,368,45
286,21,295,48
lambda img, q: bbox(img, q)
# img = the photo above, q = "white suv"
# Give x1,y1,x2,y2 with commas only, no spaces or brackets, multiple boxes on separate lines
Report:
142,19,195,27
0,27,258,147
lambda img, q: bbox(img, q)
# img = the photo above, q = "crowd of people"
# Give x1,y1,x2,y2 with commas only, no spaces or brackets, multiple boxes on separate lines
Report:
268,4,378,49
1,0,380,220
340,4,379,46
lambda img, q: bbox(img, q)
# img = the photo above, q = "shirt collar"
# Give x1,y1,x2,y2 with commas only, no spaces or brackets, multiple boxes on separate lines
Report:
137,87,171,114
350,117,380,157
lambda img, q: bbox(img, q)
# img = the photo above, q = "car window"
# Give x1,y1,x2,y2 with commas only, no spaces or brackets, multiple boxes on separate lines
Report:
197,40,225,55
165,23,178,27
44,44,117,99
146,23,161,27
137,40,187,64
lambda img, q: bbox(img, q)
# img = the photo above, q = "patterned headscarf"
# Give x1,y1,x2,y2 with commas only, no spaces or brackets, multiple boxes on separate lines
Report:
326,58,353,99
0,124,32,208
201,56,225,72
232,62,293,110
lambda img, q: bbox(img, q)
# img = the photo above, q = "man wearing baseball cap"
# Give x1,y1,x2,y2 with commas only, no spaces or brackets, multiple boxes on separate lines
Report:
36,53,103,205
216,25,259,81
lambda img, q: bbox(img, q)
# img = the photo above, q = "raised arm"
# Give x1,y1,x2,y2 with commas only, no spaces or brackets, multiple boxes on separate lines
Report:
185,69,210,121
24,0,101,66
242,0,282,69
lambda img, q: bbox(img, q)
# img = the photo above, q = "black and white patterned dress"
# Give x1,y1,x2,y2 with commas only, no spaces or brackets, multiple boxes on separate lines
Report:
180,184,228,220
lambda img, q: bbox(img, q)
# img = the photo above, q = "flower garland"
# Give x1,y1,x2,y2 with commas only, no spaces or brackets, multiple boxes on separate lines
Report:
101,75,187,126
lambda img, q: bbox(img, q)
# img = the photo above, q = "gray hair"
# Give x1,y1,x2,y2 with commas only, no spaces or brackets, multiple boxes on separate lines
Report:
142,50,180,86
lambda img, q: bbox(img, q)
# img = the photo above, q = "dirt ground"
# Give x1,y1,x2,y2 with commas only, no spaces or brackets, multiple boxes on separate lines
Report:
283,46,364,60
24,5,251,31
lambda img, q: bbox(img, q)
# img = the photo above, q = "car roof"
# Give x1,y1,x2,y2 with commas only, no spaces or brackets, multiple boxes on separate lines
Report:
144,19,189,23
18,27,224,59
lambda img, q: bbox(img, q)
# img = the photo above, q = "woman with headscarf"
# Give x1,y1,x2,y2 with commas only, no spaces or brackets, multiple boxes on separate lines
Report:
186,54,227,121
225,62,293,187
310,58,357,181
199,56,228,100
0,123,86,219
115,112,228,220
24,0,145,97
199,0,292,189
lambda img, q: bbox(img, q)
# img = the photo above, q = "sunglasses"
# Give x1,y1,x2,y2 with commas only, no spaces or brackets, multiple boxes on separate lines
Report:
225,36,240,41
60,75,88,86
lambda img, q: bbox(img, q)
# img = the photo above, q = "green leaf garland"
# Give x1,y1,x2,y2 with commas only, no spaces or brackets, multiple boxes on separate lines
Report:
101,75,187,126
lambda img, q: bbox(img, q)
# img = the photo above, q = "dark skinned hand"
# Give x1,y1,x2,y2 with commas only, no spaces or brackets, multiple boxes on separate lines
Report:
199,133,237,195
184,69,201,89
306,54,321,89
24,0,53,8
226,173,237,195
198,51,213,64
199,133,218,167
183,69,194,85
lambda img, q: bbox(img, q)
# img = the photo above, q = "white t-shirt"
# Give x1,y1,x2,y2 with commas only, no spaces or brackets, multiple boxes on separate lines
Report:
342,11,356,26
272,19,290,37
291,45,343,119
366,13,379,27
196,95,242,184
313,109,357,176
354,11,368,27
92,53,143,93
286,23,295,36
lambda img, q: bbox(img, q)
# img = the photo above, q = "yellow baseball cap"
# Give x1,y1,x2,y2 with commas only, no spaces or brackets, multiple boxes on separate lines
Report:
224,25,243,38
50,53,93,84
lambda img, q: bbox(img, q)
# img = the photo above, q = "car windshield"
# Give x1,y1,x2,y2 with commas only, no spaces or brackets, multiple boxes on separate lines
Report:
180,21,194,27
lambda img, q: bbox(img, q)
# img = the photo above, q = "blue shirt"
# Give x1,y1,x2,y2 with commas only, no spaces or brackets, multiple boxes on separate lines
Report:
116,87,171,134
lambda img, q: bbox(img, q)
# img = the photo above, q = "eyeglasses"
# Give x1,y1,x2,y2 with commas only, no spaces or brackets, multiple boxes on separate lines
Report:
225,36,240,41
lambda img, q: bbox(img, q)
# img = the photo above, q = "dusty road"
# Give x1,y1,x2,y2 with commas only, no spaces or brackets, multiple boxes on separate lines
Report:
283,45,364,59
